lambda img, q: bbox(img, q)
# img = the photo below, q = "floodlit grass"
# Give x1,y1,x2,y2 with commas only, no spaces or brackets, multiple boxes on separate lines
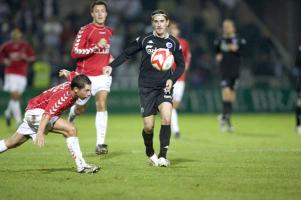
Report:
0,113,300,200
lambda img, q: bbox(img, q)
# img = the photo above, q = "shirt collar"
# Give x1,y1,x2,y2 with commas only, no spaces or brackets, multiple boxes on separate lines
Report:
153,31,169,39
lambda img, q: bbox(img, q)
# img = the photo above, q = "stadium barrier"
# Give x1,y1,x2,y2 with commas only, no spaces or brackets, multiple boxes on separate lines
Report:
0,88,296,113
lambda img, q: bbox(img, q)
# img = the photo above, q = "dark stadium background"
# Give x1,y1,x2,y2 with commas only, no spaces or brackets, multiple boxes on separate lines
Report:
0,0,300,113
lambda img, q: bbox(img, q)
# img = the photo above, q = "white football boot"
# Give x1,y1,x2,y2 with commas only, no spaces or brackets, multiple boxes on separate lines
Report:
158,157,170,167
218,114,227,133
148,154,159,167
296,126,301,135
78,164,100,174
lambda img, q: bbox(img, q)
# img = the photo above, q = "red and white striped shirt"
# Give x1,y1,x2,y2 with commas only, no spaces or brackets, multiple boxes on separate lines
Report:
71,23,112,76
26,82,76,118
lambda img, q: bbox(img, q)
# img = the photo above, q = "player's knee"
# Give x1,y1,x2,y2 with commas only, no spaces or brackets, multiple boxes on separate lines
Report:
223,91,234,102
10,93,21,100
66,125,77,137
144,125,154,133
161,116,171,125
96,100,107,111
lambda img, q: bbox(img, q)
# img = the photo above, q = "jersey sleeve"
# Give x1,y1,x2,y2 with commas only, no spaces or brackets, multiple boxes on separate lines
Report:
0,43,8,61
67,71,79,81
238,38,247,56
214,39,221,54
109,36,143,68
171,42,185,83
71,26,96,59
183,40,191,70
44,91,71,117
25,43,36,62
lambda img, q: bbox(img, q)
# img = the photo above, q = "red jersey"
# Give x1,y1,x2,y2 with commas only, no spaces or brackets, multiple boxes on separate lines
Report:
26,82,77,118
71,23,112,76
174,37,191,81
0,40,35,76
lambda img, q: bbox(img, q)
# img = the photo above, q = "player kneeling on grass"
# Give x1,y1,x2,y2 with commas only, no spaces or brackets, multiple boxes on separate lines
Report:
103,10,185,167
0,74,100,174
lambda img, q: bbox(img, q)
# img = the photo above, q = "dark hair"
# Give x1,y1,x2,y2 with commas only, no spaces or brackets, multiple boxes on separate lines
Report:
90,0,108,13
151,9,169,20
71,75,91,89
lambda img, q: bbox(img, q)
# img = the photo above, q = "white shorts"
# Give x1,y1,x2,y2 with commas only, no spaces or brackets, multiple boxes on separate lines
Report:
16,108,59,141
173,81,185,102
75,74,112,106
4,74,27,93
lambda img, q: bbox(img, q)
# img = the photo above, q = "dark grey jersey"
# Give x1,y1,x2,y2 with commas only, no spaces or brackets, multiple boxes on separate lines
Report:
110,32,185,88
214,35,246,79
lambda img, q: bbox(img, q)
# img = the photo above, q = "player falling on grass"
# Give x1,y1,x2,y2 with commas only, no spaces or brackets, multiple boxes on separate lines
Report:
169,21,191,138
214,19,246,133
0,28,35,127
295,45,301,134
103,10,185,167
66,0,113,155
0,74,100,173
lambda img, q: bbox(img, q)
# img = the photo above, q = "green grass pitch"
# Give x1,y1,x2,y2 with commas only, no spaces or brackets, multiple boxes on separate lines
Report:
0,113,301,200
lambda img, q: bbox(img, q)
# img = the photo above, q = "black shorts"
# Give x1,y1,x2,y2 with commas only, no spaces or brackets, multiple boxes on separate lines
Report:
220,77,238,90
139,87,173,117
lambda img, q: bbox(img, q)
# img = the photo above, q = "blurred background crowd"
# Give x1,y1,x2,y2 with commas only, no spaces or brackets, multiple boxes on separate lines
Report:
0,0,300,90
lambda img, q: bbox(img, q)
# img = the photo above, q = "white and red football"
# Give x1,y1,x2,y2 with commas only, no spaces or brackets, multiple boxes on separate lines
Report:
151,48,174,71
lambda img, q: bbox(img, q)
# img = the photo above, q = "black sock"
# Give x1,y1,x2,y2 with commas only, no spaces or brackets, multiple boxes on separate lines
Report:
296,107,301,126
222,101,232,125
142,130,154,157
158,125,171,159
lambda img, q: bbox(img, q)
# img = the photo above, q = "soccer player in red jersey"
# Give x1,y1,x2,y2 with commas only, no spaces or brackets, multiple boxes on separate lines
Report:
67,0,113,154
0,28,35,127
0,74,100,173
169,21,191,138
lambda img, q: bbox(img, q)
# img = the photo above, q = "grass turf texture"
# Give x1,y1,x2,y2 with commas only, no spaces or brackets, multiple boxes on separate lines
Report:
0,113,300,200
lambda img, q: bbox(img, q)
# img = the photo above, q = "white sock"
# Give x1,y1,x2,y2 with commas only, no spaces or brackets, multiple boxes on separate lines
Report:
5,100,13,117
68,105,77,123
171,108,180,134
66,137,87,171
0,140,8,153
95,111,108,145
10,100,22,124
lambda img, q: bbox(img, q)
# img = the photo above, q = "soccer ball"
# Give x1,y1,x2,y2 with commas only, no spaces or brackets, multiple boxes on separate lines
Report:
151,48,174,71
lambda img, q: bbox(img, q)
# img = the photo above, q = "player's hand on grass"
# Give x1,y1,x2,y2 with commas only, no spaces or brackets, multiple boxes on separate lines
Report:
35,133,45,147
103,66,112,76
59,69,70,78
164,79,173,94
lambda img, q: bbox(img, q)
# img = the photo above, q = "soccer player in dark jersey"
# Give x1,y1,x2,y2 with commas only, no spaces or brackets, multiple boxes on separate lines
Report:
295,45,301,134
0,75,100,173
103,10,185,167
214,19,246,132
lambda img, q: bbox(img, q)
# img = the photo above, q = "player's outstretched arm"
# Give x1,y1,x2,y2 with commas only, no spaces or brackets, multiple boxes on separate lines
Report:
34,114,50,147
